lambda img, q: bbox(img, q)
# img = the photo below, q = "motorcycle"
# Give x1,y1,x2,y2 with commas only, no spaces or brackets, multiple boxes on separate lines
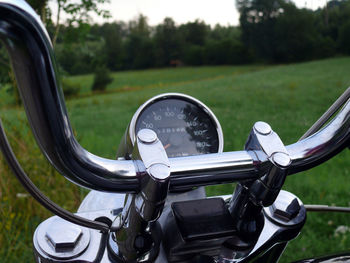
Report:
0,0,350,262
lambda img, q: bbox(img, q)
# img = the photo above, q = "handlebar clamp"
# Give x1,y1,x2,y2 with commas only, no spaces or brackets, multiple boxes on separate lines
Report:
245,121,291,206
109,129,170,262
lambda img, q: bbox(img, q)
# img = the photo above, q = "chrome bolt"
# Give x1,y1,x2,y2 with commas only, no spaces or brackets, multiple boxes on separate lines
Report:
45,218,83,251
254,121,272,135
271,192,301,222
272,152,291,168
148,163,170,180
137,129,157,144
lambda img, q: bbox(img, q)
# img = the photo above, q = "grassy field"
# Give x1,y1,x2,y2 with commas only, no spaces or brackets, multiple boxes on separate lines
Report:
1,57,350,262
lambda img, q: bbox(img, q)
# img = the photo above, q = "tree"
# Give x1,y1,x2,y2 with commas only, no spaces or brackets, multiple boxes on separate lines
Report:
124,15,155,69
96,22,126,70
27,0,111,46
179,20,209,46
273,5,319,62
51,0,111,46
27,0,50,23
237,0,286,61
154,18,180,66
338,20,350,54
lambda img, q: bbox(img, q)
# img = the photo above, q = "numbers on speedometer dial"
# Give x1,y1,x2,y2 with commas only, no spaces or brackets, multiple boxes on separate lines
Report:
135,98,220,158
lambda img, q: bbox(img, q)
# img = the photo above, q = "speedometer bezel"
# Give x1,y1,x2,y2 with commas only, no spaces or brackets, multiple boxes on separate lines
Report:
128,93,224,154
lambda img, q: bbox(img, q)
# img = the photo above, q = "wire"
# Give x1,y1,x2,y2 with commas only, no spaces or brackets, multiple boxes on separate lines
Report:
0,119,109,233
305,204,350,213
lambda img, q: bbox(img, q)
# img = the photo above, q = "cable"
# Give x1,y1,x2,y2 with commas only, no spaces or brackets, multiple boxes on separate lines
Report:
305,204,350,213
0,119,109,233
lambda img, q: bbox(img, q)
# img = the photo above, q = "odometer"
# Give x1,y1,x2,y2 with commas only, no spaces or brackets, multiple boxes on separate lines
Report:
130,94,223,158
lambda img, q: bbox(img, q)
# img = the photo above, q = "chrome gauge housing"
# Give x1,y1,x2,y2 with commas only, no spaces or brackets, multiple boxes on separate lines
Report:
117,93,223,159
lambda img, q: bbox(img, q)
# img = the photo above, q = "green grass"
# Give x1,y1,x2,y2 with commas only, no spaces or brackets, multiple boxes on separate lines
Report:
68,65,266,95
1,57,350,262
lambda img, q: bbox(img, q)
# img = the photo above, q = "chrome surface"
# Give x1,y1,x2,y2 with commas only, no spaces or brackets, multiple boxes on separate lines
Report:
272,152,291,168
0,0,47,36
35,189,305,263
0,119,110,231
248,122,290,161
132,129,170,221
128,93,225,153
78,191,126,212
254,121,272,135
138,129,158,144
45,219,83,250
294,253,350,263
3,1,349,262
35,216,90,260
219,190,306,263
300,87,350,140
40,188,206,263
108,130,171,262
34,210,114,263
136,129,171,172
244,121,291,207
287,99,350,174
265,190,306,226
0,1,349,193
235,191,305,262
0,0,139,192
169,151,256,186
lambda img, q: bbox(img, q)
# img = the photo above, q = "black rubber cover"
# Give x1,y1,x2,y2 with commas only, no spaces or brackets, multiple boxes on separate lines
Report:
172,198,235,241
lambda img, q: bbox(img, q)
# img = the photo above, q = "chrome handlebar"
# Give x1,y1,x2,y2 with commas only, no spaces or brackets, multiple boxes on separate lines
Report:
1,0,349,193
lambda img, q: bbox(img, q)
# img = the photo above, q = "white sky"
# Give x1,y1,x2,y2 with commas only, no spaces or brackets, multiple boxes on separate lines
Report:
49,0,328,27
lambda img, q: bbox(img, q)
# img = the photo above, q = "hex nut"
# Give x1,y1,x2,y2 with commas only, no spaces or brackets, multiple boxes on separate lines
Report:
45,218,83,251
272,197,301,222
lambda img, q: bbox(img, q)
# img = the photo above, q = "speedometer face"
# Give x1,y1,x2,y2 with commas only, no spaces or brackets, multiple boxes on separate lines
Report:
135,98,221,158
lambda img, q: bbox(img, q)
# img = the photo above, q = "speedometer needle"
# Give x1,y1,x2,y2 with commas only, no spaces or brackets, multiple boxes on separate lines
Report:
164,143,171,150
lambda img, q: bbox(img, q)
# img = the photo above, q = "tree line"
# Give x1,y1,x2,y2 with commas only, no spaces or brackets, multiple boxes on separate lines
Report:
53,17,250,76
54,0,350,76
1,0,350,84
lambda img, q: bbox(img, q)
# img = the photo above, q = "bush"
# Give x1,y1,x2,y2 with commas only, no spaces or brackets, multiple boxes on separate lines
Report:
61,78,81,98
91,66,113,92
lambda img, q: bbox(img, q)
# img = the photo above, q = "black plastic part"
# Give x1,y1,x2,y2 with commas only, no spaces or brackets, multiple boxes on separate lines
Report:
163,198,238,262
172,198,236,241
164,197,266,262
107,222,162,263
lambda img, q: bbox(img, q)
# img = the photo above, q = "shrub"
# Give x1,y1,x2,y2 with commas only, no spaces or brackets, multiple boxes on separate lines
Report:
91,66,113,92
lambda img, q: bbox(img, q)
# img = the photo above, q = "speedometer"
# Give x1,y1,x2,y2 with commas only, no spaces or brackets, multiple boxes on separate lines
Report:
129,93,223,158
